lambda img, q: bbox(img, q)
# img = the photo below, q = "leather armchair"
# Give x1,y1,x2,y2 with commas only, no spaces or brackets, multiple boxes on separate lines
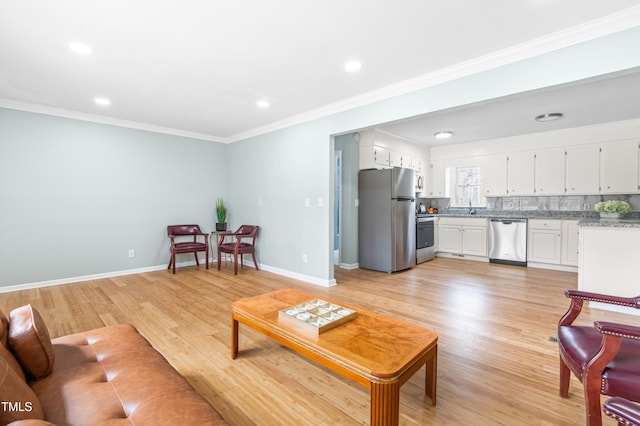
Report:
604,397,640,426
167,224,209,274
217,225,259,274
558,289,640,426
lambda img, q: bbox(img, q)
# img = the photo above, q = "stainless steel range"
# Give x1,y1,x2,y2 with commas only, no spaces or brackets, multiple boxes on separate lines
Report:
416,215,435,264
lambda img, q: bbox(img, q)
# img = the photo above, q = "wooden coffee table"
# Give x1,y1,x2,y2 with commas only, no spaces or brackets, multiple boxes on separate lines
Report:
231,288,438,425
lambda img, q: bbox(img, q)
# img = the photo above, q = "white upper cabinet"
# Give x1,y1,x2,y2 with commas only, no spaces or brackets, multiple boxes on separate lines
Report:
359,145,390,169
600,141,639,193
388,150,402,168
534,149,565,195
374,146,390,167
507,152,535,195
481,154,508,196
429,161,449,197
565,145,600,194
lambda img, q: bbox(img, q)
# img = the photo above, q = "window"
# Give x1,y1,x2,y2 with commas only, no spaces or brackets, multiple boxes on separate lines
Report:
454,166,483,206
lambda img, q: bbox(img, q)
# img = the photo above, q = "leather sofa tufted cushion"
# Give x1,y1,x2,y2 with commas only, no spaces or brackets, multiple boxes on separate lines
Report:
0,356,45,424
30,323,227,425
8,305,55,379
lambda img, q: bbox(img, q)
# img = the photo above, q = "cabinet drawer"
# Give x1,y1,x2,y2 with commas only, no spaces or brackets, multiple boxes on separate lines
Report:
438,217,487,227
528,219,561,230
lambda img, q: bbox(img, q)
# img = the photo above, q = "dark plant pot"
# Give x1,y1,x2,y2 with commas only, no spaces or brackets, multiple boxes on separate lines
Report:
216,222,227,231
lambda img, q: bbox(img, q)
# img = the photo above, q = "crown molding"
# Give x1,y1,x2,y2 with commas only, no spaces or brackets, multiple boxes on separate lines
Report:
0,98,227,143
227,6,640,143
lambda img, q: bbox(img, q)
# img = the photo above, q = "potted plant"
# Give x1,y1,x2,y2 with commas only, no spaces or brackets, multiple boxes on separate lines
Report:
215,197,228,231
594,200,630,219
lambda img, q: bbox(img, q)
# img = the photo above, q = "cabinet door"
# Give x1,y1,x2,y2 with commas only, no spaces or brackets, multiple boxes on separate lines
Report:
438,225,462,253
507,152,535,195
561,220,580,266
462,226,487,256
389,150,402,168
565,145,600,194
482,154,508,196
374,146,390,167
535,149,565,195
528,229,561,264
429,162,449,197
600,141,639,193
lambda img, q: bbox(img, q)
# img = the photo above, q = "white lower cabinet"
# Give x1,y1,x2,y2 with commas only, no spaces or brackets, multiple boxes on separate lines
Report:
528,223,561,264
527,219,579,269
438,217,487,258
561,220,580,266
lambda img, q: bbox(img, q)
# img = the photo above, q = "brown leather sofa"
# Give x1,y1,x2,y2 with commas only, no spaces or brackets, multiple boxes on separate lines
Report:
1,305,228,426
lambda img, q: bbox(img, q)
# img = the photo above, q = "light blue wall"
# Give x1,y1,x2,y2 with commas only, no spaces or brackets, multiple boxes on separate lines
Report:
2,26,640,288
0,108,227,287
225,120,333,281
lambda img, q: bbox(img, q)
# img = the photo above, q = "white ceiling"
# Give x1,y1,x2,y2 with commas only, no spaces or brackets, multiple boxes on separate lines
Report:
377,67,640,146
1,1,640,143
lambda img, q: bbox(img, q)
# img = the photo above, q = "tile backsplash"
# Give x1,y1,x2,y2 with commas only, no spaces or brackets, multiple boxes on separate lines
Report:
421,194,640,212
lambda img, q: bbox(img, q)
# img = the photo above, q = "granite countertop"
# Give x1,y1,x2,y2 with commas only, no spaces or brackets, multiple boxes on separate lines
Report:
433,209,600,220
432,209,640,225
578,218,640,228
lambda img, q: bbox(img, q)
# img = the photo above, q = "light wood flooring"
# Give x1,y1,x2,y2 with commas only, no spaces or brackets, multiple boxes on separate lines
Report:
2,258,638,425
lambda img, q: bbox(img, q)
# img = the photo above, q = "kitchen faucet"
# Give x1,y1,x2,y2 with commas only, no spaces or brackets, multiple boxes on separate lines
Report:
469,200,476,215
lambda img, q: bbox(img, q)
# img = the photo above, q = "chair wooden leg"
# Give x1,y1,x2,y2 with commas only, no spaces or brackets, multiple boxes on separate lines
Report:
205,247,209,269
252,252,259,270
584,378,604,426
194,252,200,266
217,248,222,271
559,356,570,398
171,252,176,274
233,252,238,275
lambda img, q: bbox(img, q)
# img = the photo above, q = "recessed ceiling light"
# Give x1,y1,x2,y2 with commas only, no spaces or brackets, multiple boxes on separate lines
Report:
69,42,93,55
434,131,454,140
257,100,270,109
94,97,111,106
344,60,362,72
535,112,563,122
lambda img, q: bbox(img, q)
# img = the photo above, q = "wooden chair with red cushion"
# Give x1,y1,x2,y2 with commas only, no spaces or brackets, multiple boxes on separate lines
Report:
604,397,640,426
217,225,259,275
558,290,640,425
167,224,209,274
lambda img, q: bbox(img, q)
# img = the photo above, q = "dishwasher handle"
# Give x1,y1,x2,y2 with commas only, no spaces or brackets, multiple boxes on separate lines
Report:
490,218,527,224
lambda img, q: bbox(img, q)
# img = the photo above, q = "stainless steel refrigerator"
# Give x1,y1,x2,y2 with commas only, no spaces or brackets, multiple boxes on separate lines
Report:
358,167,416,272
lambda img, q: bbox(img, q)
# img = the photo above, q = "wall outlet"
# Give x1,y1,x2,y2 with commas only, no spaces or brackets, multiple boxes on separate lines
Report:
302,254,308,263
128,249,135,258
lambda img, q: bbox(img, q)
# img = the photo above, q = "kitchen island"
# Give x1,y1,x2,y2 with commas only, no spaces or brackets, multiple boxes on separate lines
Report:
578,218,640,315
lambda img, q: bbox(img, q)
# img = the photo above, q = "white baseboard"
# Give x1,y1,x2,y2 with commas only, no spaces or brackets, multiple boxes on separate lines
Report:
0,257,336,293
436,252,489,262
526,262,578,273
0,264,168,293
338,262,359,270
258,264,337,287
590,301,640,316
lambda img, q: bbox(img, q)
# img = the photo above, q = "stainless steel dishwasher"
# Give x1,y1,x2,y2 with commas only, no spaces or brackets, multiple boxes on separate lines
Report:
488,218,527,266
